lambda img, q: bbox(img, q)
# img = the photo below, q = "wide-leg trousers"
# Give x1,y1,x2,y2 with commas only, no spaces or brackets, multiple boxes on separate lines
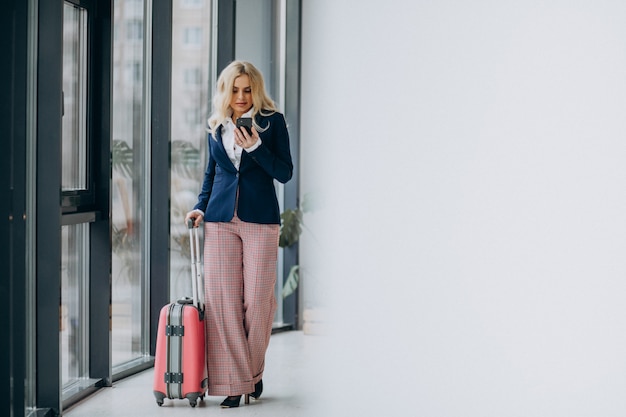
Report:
203,215,279,396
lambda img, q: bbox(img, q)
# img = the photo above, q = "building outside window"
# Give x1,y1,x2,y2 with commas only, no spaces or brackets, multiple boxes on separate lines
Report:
184,67,202,86
182,26,203,48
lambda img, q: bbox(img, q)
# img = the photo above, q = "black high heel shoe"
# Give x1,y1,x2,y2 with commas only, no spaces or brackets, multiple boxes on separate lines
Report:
220,394,251,408
249,379,263,400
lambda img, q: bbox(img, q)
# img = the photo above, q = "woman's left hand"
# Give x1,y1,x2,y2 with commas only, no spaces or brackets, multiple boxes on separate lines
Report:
235,126,259,149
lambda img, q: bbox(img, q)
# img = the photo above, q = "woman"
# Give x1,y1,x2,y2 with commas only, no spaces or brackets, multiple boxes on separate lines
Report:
185,60,293,408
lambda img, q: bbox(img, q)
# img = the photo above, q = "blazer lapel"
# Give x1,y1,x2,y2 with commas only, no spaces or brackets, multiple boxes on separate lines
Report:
214,126,228,155
213,125,237,172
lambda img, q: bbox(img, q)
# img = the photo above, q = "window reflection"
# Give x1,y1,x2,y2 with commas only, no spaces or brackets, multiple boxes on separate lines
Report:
60,223,90,391
170,0,211,301
61,3,87,191
60,2,90,399
111,0,149,369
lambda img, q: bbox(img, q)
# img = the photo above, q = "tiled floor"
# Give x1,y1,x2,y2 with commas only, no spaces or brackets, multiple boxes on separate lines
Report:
64,331,325,417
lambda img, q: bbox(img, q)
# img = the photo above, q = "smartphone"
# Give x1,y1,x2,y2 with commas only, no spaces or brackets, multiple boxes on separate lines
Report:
236,117,253,135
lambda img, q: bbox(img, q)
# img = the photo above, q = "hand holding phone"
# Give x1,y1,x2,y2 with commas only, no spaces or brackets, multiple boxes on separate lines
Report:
236,117,253,135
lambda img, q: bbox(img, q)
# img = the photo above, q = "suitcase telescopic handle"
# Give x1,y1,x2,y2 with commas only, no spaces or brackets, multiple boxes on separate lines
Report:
187,219,203,311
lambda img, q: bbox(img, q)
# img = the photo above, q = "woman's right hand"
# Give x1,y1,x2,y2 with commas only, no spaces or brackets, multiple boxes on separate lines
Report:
185,209,204,228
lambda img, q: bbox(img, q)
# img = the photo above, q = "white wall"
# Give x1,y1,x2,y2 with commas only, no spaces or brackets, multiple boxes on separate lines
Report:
299,1,626,416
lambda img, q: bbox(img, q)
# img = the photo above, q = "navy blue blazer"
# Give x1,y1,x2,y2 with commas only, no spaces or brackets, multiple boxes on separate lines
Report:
194,111,293,224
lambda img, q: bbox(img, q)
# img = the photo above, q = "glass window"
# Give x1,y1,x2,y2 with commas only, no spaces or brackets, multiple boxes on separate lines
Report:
61,1,100,402
111,0,150,372
170,1,211,302
60,223,90,397
62,3,88,192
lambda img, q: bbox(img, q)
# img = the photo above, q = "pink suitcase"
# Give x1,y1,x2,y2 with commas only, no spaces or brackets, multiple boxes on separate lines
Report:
153,221,207,407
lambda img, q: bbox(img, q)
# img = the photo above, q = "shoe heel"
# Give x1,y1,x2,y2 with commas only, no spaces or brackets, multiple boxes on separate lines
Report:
250,379,263,400
245,394,250,405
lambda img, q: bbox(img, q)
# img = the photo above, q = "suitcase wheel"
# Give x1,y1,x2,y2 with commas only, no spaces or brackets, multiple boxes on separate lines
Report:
189,400,197,408
154,391,165,407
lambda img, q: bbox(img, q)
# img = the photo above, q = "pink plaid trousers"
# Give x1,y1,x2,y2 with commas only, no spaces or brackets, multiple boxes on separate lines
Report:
203,215,279,396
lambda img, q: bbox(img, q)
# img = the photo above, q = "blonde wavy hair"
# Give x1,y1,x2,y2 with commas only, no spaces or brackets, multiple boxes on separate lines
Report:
207,60,278,133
